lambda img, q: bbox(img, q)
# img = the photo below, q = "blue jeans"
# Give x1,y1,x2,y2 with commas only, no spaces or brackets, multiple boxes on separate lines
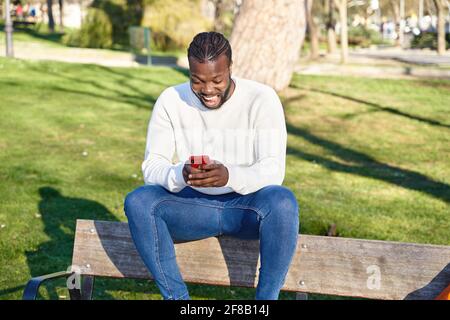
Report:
124,184,300,300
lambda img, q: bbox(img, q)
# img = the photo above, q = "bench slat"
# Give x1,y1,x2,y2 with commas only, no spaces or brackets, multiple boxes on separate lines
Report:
71,219,450,300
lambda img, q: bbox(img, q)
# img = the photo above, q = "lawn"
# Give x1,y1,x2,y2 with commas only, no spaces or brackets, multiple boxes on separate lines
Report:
0,25,186,59
0,57,449,300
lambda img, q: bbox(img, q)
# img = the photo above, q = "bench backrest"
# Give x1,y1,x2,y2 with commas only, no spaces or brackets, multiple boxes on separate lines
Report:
71,219,450,300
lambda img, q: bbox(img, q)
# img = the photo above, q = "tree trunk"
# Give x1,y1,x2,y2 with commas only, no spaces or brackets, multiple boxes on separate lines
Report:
58,0,64,31
213,0,225,33
230,0,306,91
433,0,446,55
391,1,402,47
306,0,319,60
335,0,348,64
47,0,55,32
419,0,424,29
326,0,337,54
399,0,405,48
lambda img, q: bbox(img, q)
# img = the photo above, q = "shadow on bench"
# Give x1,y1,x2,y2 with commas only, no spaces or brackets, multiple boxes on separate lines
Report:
23,219,450,300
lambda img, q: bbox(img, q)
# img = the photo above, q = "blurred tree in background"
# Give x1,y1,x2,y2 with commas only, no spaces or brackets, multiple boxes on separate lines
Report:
210,0,239,37
324,0,337,54
61,0,213,51
3,0,448,54
62,7,113,48
433,0,447,54
306,0,320,60
47,0,55,32
142,0,212,51
91,0,144,46
60,0,143,48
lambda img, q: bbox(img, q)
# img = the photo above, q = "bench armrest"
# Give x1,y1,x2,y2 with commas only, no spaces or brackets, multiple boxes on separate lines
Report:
23,271,73,300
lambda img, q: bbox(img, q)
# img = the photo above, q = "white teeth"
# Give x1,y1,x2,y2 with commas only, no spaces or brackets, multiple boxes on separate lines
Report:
203,96,217,101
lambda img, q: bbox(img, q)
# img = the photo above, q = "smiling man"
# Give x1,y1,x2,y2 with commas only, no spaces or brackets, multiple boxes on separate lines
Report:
190,49,235,110
124,32,300,300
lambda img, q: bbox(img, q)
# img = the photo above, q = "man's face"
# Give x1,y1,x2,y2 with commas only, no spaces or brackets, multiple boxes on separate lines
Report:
189,54,233,110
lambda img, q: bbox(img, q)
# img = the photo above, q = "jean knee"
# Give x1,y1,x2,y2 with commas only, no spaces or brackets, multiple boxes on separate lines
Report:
264,186,299,224
124,185,165,220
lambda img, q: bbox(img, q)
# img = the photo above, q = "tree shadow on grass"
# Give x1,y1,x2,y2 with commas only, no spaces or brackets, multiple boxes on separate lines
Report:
4,59,190,112
280,93,307,107
22,186,254,300
23,186,169,300
24,187,119,299
0,78,156,111
292,84,450,129
286,122,450,204
23,62,189,111
0,285,28,298
93,63,190,87
27,64,158,110
23,187,159,299
416,79,450,91
0,22,65,45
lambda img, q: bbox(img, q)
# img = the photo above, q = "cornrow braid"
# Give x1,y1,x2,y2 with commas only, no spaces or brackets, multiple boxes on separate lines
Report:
187,32,232,65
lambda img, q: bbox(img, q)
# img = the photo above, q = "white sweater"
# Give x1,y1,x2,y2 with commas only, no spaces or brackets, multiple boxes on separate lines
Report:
142,77,287,195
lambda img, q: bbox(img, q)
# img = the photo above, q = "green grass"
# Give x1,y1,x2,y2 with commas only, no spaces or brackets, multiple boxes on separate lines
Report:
0,57,449,300
0,25,185,58
0,23,68,47
284,75,449,243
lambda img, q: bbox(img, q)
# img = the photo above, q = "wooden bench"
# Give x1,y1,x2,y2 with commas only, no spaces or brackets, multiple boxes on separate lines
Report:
23,219,450,300
12,20,37,28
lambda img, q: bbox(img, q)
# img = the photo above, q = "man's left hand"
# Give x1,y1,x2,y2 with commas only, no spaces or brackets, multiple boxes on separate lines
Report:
187,162,229,187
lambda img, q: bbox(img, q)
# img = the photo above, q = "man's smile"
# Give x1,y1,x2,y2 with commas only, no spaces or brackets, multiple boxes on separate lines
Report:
200,94,222,107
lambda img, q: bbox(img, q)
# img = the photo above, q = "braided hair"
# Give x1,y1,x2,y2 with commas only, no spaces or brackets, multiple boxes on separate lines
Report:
187,32,232,65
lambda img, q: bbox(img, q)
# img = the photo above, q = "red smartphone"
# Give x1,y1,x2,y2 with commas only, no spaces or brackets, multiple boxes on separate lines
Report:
190,155,210,169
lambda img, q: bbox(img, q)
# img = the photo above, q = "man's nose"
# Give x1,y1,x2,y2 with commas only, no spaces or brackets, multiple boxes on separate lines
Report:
201,83,215,95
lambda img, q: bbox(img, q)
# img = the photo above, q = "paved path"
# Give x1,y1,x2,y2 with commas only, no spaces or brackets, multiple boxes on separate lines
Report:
296,47,450,79
351,47,450,66
0,40,182,68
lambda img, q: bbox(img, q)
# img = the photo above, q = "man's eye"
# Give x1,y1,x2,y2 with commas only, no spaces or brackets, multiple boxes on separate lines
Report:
213,80,222,84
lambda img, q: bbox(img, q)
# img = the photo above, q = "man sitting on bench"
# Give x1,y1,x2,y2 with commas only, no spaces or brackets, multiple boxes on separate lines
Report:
124,32,300,300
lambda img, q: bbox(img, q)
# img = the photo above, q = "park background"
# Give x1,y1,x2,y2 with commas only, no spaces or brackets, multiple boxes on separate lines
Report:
0,0,449,300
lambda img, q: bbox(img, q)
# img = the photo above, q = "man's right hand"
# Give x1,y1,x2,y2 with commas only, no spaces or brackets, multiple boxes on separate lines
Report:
182,161,205,184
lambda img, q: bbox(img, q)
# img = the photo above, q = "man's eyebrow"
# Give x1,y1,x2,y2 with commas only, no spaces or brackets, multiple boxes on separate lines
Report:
191,74,223,80
190,74,203,80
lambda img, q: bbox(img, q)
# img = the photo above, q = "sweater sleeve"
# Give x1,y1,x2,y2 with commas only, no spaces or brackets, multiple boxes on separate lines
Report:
141,92,187,192
225,89,287,195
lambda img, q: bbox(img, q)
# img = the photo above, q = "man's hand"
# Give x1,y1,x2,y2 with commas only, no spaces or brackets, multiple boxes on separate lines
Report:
183,161,229,188
182,161,204,184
